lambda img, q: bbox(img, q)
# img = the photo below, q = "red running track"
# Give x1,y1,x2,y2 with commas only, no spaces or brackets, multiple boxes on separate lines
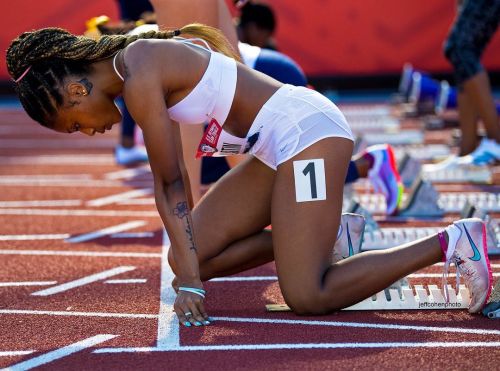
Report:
0,106,499,370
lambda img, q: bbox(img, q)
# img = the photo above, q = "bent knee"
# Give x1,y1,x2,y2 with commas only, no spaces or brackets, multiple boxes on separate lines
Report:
284,290,338,316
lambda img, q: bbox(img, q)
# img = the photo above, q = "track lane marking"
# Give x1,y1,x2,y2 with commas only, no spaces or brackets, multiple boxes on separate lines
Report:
0,281,57,287
157,229,179,349
104,279,147,284
94,341,500,353
0,250,161,258
65,221,147,243
0,235,69,241
31,266,136,296
4,334,117,370
0,209,158,217
0,200,81,208
2,311,498,335
86,189,153,207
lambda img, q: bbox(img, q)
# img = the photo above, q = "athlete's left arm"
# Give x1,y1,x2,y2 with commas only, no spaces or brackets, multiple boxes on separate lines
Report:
121,42,207,326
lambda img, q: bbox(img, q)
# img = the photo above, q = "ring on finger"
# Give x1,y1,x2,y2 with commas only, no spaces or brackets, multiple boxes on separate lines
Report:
184,312,193,317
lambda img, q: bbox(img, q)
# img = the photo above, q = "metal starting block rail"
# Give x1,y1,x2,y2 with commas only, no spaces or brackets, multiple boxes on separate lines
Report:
362,224,500,254
266,285,470,312
361,130,424,145
345,117,400,133
350,191,500,215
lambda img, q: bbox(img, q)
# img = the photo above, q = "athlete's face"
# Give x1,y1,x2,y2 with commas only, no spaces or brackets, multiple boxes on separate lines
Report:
53,78,122,136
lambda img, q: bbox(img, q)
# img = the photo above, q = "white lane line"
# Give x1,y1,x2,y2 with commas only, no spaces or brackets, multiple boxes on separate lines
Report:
104,165,151,180
0,155,114,165
117,198,155,205
110,232,155,238
0,281,57,287
0,180,151,188
0,351,34,357
66,221,147,243
157,228,179,349
86,189,153,207
104,279,147,284
2,310,499,336
0,175,91,181
0,250,161,258
31,266,136,296
5,334,117,370
0,209,158,217
212,317,500,335
0,234,69,241
0,200,81,208
94,341,500,353
0,309,156,319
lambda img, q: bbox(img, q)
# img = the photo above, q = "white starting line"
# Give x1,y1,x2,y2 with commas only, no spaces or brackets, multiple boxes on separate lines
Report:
0,234,70,241
0,351,34,357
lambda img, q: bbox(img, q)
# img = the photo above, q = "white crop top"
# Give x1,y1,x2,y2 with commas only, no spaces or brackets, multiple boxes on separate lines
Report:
113,37,259,158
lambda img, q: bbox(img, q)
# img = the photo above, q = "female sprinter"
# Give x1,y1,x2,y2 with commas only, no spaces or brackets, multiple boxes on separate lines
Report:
6,25,492,327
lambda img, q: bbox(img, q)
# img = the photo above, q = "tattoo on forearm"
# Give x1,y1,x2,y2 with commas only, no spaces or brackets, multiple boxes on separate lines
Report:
173,201,196,252
185,217,196,252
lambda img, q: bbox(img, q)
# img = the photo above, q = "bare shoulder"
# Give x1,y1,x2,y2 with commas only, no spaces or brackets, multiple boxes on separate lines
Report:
120,39,177,84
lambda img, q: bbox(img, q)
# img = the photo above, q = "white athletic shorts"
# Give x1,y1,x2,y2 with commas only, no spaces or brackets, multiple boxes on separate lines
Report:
247,84,354,170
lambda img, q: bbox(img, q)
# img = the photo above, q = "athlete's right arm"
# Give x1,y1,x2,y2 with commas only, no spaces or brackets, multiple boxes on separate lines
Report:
121,42,209,326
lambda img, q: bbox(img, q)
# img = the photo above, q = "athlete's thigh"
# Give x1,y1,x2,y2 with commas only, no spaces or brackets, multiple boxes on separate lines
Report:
271,137,353,302
192,155,275,260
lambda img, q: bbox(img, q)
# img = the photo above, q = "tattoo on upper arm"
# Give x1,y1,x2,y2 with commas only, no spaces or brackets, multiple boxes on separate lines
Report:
173,201,197,252
78,78,93,94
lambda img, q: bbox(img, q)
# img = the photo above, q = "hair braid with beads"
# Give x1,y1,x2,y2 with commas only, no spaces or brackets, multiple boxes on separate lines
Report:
6,24,240,128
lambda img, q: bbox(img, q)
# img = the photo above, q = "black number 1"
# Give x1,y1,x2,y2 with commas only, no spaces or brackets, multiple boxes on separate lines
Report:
302,162,317,199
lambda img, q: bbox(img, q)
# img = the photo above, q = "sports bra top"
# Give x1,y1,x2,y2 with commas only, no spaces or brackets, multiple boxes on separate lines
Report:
113,37,261,159
112,37,237,126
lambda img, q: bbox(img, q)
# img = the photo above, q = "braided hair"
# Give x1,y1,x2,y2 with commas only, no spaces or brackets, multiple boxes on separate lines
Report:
6,24,240,128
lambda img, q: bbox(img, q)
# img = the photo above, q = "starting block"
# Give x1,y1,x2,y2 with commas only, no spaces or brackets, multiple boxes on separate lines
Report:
398,153,423,188
358,201,500,254
393,144,451,162
344,200,379,233
353,174,499,216
397,176,444,217
266,284,470,312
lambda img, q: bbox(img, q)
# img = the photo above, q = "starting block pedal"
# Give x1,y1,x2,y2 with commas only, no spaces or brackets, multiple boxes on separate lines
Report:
397,176,444,217
344,200,379,233
398,152,423,188
266,284,470,312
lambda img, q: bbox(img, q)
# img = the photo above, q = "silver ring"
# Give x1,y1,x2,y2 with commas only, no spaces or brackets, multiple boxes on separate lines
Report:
184,312,193,317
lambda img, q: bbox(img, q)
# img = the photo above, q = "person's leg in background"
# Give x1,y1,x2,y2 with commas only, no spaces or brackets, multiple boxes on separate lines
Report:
443,0,500,163
150,0,241,203
115,99,148,165
114,0,154,165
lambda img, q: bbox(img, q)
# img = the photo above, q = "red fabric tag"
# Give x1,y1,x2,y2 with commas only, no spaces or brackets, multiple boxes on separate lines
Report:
196,119,222,159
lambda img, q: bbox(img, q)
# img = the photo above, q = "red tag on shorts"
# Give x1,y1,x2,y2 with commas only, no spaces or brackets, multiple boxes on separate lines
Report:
196,118,222,158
